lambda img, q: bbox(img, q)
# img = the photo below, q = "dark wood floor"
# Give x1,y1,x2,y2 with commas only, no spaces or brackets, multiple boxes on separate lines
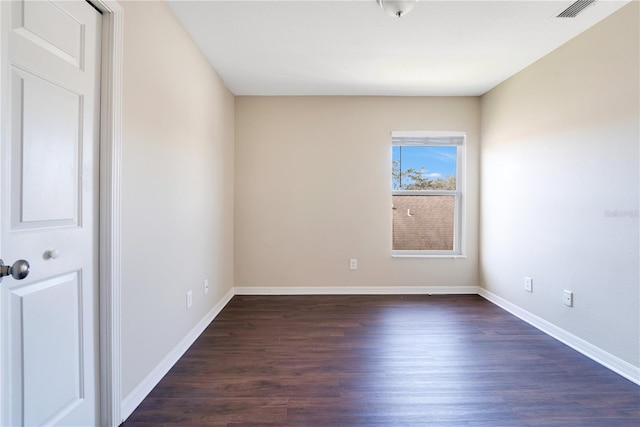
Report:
122,295,640,426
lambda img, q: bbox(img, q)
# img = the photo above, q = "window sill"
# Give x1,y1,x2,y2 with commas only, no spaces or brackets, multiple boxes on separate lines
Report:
391,253,467,259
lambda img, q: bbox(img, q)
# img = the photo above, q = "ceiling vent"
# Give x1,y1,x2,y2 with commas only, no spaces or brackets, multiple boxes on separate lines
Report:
556,0,596,18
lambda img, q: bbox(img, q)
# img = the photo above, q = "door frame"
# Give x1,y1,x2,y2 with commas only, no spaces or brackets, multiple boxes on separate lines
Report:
92,1,123,426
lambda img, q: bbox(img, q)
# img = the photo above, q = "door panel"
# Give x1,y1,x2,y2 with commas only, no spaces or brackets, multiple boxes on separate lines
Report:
12,66,81,228
13,272,84,426
13,0,85,68
1,1,101,425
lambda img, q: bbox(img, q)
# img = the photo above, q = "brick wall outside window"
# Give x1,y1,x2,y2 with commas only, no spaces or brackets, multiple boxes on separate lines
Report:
392,195,454,250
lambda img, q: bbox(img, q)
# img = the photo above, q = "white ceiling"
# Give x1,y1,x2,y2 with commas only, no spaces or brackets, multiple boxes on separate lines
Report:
166,0,630,96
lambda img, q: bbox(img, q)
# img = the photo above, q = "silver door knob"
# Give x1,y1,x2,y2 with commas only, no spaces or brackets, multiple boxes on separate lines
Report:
0,259,30,282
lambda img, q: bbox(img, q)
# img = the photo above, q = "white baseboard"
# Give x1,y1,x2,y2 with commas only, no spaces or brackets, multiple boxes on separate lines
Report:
120,287,235,422
233,285,480,295
478,288,640,386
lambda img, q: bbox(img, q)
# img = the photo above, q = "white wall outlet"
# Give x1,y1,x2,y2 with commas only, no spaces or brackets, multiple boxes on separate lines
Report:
524,276,533,292
186,290,193,309
204,279,209,295
563,290,573,307
349,258,358,270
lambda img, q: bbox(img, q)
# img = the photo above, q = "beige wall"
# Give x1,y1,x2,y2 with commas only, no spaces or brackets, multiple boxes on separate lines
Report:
480,2,639,366
235,97,480,288
121,1,235,397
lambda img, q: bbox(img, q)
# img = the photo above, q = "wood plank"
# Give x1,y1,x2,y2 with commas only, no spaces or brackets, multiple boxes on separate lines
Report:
122,295,640,426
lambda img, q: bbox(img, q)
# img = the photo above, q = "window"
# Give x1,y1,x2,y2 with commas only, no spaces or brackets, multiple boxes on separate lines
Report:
391,131,465,256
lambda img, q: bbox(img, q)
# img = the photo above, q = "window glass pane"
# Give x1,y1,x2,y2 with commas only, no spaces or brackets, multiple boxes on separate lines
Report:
392,195,454,251
392,145,457,190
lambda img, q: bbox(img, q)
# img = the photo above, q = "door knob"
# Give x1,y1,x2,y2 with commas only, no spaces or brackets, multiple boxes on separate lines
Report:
46,249,60,260
0,259,30,282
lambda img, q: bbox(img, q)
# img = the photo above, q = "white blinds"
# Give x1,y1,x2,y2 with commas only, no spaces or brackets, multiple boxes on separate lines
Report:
391,131,465,146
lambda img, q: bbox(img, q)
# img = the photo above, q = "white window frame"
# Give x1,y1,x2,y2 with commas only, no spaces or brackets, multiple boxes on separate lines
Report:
391,131,465,258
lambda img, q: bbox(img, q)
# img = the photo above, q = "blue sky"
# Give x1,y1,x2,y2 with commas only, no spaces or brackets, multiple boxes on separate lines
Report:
392,145,457,179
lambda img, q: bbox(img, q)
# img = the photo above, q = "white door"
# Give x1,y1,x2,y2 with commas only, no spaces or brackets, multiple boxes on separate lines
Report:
0,1,102,425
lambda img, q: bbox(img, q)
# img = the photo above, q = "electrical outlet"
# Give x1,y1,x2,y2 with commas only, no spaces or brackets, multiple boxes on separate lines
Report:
563,290,573,307
204,279,209,295
524,276,533,292
349,258,358,270
187,290,193,309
